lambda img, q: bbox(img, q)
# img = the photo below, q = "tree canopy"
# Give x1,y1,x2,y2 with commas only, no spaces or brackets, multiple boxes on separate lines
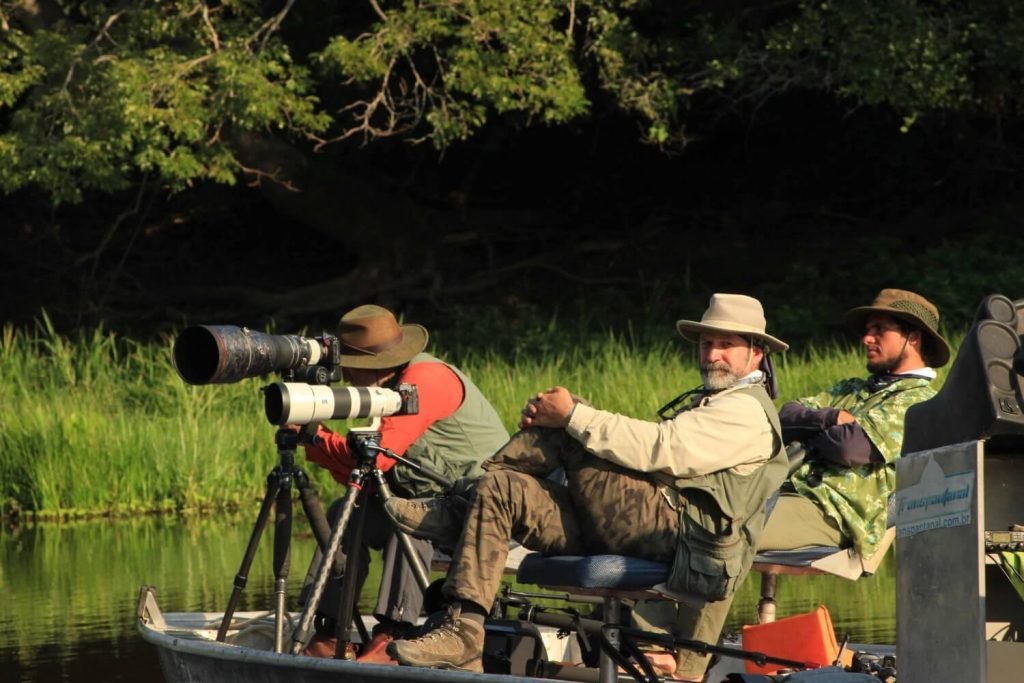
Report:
3,1,1022,198
1,1,1023,343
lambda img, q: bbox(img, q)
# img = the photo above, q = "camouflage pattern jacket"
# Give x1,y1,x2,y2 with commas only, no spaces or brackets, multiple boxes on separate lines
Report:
788,375,936,559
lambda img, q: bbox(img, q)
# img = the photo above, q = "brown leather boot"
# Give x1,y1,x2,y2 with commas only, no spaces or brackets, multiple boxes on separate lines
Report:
386,603,485,672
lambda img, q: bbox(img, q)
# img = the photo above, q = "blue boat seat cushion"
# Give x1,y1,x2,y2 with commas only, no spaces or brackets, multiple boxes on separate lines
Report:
753,546,842,567
516,547,849,589
516,554,670,590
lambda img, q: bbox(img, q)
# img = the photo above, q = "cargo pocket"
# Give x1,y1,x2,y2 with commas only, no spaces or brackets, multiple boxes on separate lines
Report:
666,525,749,602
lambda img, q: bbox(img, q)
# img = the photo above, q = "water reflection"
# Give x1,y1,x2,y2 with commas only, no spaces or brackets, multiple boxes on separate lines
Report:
0,516,895,682
1,515,330,683
727,556,897,645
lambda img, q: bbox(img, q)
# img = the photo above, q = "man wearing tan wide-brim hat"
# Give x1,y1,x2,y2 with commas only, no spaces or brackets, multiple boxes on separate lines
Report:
297,304,509,661
384,293,789,681
760,288,947,573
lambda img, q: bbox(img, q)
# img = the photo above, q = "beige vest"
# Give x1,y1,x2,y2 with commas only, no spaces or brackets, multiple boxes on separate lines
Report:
662,384,786,600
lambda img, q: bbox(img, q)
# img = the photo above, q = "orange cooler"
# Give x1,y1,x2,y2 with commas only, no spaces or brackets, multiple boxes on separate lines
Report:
741,605,852,675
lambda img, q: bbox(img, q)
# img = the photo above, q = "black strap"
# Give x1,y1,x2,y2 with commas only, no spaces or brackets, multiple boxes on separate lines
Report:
866,373,931,392
656,385,707,421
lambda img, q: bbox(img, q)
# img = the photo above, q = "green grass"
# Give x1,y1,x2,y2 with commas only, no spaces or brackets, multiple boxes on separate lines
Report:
0,317,956,517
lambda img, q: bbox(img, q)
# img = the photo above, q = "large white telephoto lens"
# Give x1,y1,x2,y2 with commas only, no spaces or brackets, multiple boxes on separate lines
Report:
263,383,404,425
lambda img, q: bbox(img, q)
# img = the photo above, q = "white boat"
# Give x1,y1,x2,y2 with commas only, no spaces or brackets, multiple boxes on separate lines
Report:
136,583,646,683
135,499,895,683
137,578,900,683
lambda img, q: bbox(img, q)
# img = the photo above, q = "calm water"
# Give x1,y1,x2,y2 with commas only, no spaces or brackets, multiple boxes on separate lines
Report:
0,516,896,682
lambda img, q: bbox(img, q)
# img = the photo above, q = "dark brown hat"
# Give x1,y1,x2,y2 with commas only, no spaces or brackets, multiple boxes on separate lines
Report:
845,289,950,367
337,305,428,369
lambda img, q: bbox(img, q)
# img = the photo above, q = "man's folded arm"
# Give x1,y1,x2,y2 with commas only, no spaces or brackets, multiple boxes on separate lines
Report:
806,423,883,467
778,401,841,443
567,392,773,477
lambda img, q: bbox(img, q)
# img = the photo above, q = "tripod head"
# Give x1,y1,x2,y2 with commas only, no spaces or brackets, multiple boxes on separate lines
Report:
275,425,310,451
343,422,459,494
346,423,384,469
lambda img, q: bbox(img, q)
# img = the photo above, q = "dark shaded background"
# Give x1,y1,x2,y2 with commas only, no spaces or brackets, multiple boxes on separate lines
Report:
2,90,1021,351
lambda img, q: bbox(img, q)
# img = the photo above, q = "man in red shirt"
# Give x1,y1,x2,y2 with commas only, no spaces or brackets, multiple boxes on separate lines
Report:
299,305,509,661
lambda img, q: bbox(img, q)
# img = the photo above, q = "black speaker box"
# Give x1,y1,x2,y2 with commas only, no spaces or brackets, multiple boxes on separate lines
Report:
483,618,548,675
902,294,1024,455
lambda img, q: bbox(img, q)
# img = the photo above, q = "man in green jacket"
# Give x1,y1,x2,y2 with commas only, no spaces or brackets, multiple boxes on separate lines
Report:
384,293,789,681
761,288,951,560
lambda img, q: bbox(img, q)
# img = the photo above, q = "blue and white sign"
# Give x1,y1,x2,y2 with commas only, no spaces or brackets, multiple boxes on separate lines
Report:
895,455,975,539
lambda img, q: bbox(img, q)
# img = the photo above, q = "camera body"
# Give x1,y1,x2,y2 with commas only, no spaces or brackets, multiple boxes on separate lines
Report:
282,333,343,386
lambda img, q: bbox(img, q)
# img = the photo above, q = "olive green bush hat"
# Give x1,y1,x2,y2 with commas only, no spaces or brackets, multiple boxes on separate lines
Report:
845,288,951,367
676,293,788,353
337,305,428,369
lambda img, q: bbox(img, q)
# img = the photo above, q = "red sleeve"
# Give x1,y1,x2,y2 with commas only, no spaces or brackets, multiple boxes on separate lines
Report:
300,361,464,480
374,362,464,472
303,425,355,484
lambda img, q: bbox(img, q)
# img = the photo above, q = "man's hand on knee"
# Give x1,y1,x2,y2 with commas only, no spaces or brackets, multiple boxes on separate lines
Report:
519,386,576,430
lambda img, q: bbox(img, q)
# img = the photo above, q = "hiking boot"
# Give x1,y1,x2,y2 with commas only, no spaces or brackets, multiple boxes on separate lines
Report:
384,496,463,550
386,603,485,672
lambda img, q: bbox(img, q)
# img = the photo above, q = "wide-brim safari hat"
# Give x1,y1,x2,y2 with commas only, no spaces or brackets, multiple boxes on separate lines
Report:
676,293,788,353
337,305,428,369
845,288,950,367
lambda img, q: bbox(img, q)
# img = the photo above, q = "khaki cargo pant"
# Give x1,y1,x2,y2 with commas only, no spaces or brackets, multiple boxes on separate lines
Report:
441,426,734,678
442,426,679,608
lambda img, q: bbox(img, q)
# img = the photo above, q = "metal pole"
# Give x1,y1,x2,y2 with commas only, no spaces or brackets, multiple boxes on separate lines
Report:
271,460,293,653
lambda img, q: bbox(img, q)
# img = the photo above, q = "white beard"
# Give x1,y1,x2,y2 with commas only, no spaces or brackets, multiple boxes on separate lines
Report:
701,362,739,391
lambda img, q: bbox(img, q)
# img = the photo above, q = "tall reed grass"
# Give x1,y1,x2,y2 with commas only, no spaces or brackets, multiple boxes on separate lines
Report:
0,318,953,517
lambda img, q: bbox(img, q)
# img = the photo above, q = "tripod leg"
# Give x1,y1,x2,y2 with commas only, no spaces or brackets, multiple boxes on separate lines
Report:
332,484,370,659
294,469,339,570
290,473,366,655
295,470,370,647
217,468,282,642
295,470,330,548
272,474,293,653
373,470,431,592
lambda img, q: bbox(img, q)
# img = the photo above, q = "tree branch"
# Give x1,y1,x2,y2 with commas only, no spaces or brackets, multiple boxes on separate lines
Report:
201,1,221,51
255,0,296,51
368,0,388,23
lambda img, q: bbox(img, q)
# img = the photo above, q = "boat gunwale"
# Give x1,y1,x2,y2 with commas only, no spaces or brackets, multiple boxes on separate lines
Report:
137,592,574,683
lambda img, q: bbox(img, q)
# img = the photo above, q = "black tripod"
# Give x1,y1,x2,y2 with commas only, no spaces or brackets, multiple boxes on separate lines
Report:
215,427,336,651
289,424,457,657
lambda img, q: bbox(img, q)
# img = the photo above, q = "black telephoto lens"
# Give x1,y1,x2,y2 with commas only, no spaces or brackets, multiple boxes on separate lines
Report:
173,325,320,384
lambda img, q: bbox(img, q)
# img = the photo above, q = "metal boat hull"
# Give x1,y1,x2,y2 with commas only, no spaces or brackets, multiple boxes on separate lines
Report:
137,585,893,682
143,629,540,683
137,585,576,683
